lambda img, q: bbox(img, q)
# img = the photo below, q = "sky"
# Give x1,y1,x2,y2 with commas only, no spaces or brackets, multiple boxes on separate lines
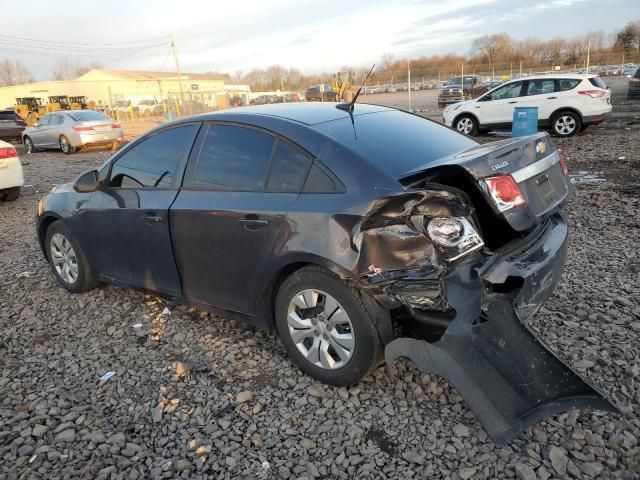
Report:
1,0,638,80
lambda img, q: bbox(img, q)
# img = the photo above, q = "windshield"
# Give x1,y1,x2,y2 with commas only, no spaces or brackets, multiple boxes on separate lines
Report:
316,110,476,178
67,111,110,122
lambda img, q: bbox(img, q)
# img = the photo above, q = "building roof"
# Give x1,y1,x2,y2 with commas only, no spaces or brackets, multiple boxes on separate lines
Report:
75,69,227,82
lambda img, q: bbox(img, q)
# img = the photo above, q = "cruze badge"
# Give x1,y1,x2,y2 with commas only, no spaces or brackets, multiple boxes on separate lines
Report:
536,141,547,154
491,161,509,171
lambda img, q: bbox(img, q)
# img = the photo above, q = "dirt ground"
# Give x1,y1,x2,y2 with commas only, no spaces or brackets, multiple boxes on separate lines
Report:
1,95,639,479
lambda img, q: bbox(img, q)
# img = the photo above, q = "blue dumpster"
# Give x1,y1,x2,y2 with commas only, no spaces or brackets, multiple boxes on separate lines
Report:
512,107,538,137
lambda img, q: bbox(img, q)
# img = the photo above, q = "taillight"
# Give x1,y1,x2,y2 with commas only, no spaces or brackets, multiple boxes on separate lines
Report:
484,175,526,212
111,123,121,129
73,126,94,132
0,146,17,159
578,90,606,98
558,151,569,176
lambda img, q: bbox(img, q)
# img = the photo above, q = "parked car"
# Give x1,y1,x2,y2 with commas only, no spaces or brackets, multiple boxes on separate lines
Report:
22,110,123,155
304,84,337,102
285,93,303,102
250,95,272,106
0,109,27,143
628,68,640,99
137,99,163,116
36,103,616,444
443,74,612,137
0,140,23,201
437,75,489,108
624,65,638,77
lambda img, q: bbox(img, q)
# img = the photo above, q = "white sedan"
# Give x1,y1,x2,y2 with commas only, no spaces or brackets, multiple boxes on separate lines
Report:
0,140,23,201
442,74,612,137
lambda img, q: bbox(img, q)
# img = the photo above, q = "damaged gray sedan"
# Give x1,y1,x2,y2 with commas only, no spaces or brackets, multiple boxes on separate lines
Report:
36,103,616,444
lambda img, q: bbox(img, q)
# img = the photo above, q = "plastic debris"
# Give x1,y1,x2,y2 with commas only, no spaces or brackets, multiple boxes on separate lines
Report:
618,156,626,160
99,371,116,385
16,271,33,278
261,461,270,471
131,323,143,329
162,307,171,316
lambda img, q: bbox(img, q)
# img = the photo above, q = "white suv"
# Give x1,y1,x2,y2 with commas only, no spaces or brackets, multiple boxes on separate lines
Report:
442,74,612,137
0,140,23,201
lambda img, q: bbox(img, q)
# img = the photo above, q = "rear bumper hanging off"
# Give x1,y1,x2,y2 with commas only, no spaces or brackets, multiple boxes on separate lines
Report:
385,213,618,444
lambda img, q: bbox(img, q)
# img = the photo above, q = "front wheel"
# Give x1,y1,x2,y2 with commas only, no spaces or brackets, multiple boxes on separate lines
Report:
275,266,382,386
45,221,96,293
59,135,76,155
454,114,479,136
552,111,581,137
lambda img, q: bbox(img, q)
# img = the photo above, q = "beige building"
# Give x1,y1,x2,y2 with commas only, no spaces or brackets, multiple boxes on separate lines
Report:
0,69,250,110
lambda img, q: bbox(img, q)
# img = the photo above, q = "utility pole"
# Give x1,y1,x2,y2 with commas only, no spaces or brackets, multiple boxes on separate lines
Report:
586,40,591,74
171,34,184,116
407,60,411,111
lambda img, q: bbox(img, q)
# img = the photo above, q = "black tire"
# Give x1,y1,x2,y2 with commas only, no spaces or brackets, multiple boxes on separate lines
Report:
275,266,383,386
551,111,581,138
454,114,479,136
59,135,76,155
44,221,96,293
2,187,20,202
23,136,34,154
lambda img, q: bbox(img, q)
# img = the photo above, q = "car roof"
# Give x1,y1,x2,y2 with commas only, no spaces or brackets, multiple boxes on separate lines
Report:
188,102,393,126
507,73,596,82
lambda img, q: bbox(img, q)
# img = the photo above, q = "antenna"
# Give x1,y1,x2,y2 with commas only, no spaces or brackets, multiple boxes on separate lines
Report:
336,64,375,113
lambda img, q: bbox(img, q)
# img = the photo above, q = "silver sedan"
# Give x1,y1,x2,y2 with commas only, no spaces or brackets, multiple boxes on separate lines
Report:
22,110,124,155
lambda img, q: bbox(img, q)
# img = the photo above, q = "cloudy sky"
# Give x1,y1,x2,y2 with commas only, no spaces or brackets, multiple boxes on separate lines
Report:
2,0,637,80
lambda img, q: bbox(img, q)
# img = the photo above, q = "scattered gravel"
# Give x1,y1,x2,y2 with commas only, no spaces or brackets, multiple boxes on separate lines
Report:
1,114,639,479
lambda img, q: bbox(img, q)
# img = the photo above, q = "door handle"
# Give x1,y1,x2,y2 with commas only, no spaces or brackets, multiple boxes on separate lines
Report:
546,96,558,99
508,101,518,104
144,213,163,225
238,217,269,230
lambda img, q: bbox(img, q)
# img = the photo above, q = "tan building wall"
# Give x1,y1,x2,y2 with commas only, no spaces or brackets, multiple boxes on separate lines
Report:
0,70,231,109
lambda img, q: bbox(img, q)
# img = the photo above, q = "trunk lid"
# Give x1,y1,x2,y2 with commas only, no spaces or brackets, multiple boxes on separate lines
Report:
401,132,569,232
76,121,113,133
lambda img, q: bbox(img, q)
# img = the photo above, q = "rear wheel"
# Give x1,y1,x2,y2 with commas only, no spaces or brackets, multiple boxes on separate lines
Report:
60,135,76,155
552,111,581,137
45,221,96,293
23,136,34,154
2,187,20,202
454,114,479,136
275,266,382,386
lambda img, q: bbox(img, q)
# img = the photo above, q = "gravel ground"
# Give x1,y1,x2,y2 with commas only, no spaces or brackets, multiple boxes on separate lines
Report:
1,114,639,480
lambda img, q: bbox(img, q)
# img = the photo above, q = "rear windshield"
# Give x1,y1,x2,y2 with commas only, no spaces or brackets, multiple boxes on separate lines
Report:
67,111,109,122
589,77,607,89
316,110,477,178
0,112,20,121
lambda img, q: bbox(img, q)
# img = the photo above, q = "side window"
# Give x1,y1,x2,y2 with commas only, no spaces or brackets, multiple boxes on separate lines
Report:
525,80,556,96
193,124,275,190
109,124,199,188
490,82,523,100
266,141,312,192
50,114,63,125
38,115,51,126
558,79,580,91
303,162,344,193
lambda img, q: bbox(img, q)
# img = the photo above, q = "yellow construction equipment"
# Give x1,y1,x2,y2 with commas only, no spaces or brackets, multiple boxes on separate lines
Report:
47,96,70,112
332,71,354,102
69,96,88,110
14,97,46,125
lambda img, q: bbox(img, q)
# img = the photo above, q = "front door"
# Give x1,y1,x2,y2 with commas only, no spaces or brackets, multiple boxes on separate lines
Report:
29,114,52,147
475,81,525,126
171,123,313,313
80,123,201,296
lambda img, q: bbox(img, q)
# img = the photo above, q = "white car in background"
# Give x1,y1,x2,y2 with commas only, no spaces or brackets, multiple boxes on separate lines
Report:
0,140,23,201
443,74,612,137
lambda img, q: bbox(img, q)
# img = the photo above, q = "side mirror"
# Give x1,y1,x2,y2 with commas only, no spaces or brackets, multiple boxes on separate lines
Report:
74,170,100,193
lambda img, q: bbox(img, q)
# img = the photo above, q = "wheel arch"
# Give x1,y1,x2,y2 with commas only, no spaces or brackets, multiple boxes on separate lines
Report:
37,213,63,260
549,107,583,123
453,111,480,128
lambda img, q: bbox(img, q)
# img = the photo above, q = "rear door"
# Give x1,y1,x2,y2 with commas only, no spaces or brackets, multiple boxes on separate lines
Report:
80,123,201,295
518,79,562,122
475,81,525,126
170,123,312,313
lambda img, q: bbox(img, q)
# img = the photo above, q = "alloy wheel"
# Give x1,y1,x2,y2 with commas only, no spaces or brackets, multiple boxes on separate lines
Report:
554,115,576,135
286,289,355,370
24,138,33,154
456,117,474,134
60,136,70,153
50,233,78,285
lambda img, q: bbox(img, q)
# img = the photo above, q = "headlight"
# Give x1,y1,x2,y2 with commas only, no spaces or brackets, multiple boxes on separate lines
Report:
427,217,484,260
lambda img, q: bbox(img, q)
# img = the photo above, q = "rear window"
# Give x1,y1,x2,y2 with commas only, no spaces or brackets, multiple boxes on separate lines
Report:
589,77,607,89
0,112,20,121
316,110,477,178
68,111,110,122
558,79,580,91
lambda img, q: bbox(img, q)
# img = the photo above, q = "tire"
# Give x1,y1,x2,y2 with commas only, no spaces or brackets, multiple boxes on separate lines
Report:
45,221,96,293
551,111,581,137
2,187,20,202
23,136,34,154
275,266,383,386
59,135,76,155
454,114,479,136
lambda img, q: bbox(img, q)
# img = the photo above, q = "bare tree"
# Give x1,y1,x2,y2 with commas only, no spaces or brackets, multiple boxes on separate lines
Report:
470,33,511,68
52,57,102,80
379,53,394,72
0,59,33,86
615,21,640,51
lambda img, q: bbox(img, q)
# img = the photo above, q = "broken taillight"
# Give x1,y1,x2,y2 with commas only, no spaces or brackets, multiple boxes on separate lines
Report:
427,217,484,261
484,175,526,212
558,151,569,176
